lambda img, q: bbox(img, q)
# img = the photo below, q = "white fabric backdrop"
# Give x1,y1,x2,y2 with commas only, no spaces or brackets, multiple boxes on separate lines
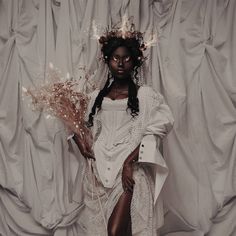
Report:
0,0,236,235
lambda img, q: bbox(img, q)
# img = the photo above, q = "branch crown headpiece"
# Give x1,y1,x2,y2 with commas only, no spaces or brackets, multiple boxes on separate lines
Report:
93,15,157,52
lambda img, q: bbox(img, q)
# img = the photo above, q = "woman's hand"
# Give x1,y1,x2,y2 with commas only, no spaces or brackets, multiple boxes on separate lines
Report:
121,145,140,193
73,132,95,160
122,162,135,193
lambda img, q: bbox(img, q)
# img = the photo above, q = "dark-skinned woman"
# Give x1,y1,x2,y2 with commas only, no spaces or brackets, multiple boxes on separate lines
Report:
72,32,174,236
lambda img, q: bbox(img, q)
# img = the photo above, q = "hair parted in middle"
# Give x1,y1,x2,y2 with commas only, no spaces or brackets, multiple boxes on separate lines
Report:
87,35,146,127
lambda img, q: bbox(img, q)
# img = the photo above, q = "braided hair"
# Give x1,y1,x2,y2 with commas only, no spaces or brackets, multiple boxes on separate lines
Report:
87,37,144,127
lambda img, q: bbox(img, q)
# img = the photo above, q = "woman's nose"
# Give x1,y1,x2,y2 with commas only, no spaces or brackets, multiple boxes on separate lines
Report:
118,60,124,67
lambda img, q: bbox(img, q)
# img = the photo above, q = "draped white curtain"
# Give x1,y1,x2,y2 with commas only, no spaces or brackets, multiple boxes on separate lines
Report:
0,0,236,235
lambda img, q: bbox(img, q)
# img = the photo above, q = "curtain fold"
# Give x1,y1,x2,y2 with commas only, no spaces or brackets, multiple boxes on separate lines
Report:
0,0,236,235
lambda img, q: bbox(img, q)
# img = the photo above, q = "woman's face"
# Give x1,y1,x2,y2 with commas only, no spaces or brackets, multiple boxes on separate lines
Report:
108,46,134,80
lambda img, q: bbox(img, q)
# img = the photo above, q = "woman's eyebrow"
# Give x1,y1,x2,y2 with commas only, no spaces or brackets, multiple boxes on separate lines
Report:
112,53,130,57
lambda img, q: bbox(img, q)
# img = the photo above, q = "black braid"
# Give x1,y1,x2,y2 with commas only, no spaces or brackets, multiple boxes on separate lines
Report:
87,75,113,127
127,77,139,118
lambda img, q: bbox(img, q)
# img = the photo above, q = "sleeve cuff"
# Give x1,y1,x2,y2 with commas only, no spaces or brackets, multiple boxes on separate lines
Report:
138,135,167,168
138,134,169,203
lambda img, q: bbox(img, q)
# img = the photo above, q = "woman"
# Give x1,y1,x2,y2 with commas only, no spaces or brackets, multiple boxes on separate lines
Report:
72,33,174,236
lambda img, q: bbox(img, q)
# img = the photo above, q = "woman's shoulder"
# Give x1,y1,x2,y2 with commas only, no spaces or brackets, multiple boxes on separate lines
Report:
138,85,163,101
138,85,154,94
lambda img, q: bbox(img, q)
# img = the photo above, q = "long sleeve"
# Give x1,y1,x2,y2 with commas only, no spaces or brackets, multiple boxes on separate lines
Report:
137,86,174,203
144,87,174,138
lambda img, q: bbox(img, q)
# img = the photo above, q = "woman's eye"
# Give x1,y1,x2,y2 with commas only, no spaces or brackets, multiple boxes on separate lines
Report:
111,55,131,63
124,56,131,62
112,56,119,62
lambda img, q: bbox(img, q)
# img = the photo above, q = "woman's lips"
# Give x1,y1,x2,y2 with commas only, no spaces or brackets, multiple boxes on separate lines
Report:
117,70,125,73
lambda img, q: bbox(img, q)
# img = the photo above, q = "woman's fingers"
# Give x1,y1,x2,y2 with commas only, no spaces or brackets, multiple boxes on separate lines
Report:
122,164,135,192
84,150,95,160
85,145,95,160
123,178,135,193
124,183,133,193
126,177,135,187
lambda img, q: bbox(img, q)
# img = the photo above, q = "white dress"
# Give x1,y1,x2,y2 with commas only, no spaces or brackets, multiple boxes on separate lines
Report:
76,86,174,236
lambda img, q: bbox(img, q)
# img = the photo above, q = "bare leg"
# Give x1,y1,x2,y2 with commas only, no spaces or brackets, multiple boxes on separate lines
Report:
107,191,133,236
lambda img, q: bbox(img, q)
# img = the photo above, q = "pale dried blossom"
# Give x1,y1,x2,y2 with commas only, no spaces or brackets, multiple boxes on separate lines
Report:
23,64,92,141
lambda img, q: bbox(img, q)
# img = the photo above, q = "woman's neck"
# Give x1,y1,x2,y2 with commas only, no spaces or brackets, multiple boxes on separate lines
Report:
112,78,130,90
